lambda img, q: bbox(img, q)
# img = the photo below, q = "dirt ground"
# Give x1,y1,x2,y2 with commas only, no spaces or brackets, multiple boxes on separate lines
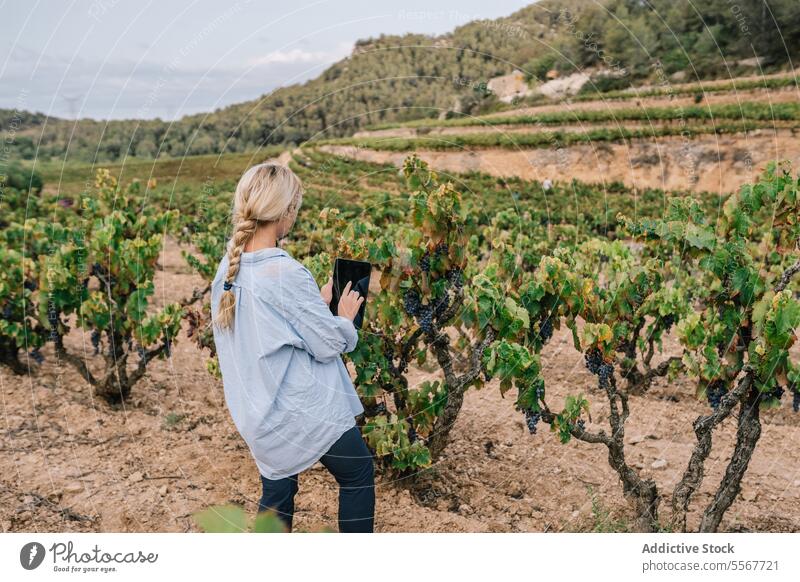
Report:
2,237,799,533
323,127,800,194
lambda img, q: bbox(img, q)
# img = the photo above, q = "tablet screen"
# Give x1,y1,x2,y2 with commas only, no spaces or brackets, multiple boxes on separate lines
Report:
330,257,371,329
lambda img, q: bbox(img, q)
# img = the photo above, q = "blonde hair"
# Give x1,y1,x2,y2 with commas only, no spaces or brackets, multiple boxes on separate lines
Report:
214,162,303,331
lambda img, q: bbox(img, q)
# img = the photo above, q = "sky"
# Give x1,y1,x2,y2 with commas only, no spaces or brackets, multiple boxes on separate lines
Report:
0,0,535,121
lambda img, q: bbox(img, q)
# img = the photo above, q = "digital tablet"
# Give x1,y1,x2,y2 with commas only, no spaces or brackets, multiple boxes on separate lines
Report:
330,257,371,329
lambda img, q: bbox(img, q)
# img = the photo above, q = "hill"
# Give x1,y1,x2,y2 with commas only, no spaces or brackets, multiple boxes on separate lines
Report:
3,0,799,163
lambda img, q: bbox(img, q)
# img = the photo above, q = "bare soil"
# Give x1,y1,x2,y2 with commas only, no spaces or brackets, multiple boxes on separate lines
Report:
323,127,800,194
2,238,799,533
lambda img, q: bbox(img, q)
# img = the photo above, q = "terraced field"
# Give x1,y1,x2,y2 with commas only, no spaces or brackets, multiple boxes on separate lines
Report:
316,76,800,194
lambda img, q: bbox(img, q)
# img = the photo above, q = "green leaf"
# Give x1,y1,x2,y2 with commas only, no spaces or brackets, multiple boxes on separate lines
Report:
683,223,716,250
253,510,289,533
193,504,249,533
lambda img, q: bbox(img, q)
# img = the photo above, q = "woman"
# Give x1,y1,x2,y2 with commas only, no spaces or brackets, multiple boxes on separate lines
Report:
210,162,375,533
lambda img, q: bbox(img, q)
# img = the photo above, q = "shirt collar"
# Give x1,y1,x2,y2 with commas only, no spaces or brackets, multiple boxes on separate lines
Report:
239,246,289,263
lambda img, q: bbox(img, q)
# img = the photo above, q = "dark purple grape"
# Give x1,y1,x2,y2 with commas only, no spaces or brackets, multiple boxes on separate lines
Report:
793,389,800,413
418,305,434,334
2,305,12,319
584,348,602,375
446,267,463,290
707,381,727,411
403,289,421,317
524,409,540,435
539,317,553,342
406,417,418,443
434,242,449,257
662,313,676,330
91,330,101,355
419,251,431,273
23,280,36,291
365,402,386,417
432,292,450,319
29,348,44,364
576,419,586,432
759,384,784,403
598,363,614,389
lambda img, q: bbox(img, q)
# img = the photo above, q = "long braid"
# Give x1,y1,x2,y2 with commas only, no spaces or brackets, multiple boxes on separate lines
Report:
212,162,303,333
214,217,258,331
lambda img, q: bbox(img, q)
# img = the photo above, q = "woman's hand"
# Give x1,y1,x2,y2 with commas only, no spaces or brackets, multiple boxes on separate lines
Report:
337,280,364,322
320,276,333,306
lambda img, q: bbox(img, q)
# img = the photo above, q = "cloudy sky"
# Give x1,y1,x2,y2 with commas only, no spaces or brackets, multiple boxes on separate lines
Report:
1,0,534,120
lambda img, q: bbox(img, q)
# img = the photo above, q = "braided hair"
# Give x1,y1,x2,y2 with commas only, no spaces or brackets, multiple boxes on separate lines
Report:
214,162,303,332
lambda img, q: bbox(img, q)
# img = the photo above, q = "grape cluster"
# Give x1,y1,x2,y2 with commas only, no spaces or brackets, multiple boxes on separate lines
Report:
662,313,676,331
793,389,800,413
759,385,784,403
29,348,44,365
418,305,434,334
406,417,418,443
137,345,147,362
445,267,463,290
432,292,450,320
419,251,431,273
598,363,614,389
403,289,422,316
576,419,586,432
364,402,387,417
584,347,614,388
91,330,101,355
538,317,553,342
434,242,449,257
706,381,728,411
23,279,37,291
524,409,541,435
584,348,603,375
2,305,12,320
47,309,58,329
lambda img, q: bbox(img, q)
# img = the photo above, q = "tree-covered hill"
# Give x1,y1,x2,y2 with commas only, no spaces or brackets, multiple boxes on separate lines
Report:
3,0,798,163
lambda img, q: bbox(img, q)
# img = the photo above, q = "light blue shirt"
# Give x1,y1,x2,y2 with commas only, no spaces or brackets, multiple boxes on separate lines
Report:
210,244,364,480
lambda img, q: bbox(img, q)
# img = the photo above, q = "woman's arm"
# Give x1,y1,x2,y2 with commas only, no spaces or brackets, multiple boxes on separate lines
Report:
285,264,359,363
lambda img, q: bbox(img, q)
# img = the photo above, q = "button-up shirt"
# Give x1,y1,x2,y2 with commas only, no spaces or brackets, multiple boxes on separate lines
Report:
210,244,364,480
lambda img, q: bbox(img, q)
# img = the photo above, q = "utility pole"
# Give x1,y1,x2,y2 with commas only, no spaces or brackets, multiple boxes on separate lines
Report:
62,94,82,119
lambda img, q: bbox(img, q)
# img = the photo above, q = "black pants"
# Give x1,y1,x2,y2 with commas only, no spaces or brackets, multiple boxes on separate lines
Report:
258,425,375,532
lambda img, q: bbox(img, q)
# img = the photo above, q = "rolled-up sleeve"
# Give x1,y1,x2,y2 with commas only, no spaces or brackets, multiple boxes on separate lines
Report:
286,264,359,363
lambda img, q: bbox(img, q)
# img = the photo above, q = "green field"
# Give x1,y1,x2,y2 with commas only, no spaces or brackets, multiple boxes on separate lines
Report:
365,102,800,132
319,121,785,152
33,148,285,196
